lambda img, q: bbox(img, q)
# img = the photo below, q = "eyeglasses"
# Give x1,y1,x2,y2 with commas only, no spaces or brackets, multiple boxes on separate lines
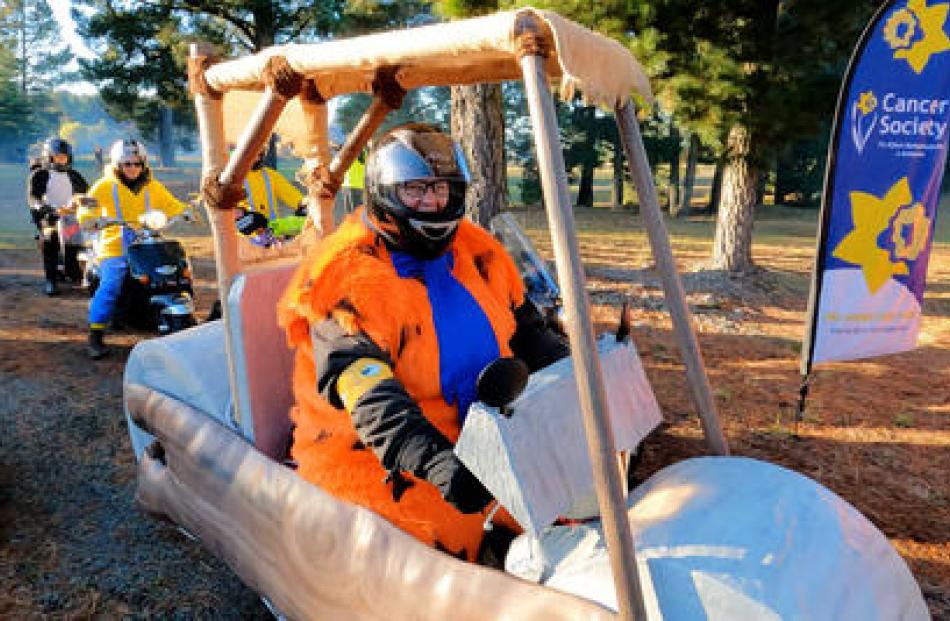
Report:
399,180,450,201
121,162,143,169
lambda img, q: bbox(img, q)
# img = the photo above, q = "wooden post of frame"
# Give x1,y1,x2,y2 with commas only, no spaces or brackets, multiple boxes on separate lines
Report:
189,42,245,430
516,16,647,621
616,101,729,456
298,80,333,245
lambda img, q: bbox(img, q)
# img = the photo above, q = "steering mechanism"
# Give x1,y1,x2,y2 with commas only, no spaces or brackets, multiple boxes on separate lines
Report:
475,357,530,417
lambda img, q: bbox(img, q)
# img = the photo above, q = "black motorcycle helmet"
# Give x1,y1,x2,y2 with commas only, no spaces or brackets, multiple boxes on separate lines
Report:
365,123,470,259
43,138,73,171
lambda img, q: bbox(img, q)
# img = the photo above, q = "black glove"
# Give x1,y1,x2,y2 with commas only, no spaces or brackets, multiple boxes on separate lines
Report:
235,210,268,235
423,449,493,514
294,202,308,217
31,203,57,227
310,319,493,515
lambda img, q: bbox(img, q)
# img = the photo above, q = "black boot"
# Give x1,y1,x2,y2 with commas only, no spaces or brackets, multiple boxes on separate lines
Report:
88,328,109,360
41,232,61,295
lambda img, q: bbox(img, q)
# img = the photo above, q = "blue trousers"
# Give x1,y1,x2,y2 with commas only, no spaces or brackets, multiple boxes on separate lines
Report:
89,256,128,328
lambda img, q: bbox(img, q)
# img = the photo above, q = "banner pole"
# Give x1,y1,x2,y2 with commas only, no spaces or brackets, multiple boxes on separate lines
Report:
797,0,896,421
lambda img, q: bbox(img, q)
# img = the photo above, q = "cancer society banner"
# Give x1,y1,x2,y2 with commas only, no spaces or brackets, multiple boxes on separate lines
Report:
804,0,950,367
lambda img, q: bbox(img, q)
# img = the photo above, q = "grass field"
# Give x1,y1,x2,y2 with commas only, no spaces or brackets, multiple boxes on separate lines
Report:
4,158,950,249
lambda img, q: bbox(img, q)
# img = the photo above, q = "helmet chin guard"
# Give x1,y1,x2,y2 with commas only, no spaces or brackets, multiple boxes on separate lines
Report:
365,124,470,259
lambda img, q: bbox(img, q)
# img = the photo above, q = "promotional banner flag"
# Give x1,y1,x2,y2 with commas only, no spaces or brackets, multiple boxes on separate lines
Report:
802,0,950,373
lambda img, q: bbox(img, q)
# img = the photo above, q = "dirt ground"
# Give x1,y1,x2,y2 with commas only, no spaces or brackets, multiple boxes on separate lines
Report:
0,206,948,618
0,231,270,618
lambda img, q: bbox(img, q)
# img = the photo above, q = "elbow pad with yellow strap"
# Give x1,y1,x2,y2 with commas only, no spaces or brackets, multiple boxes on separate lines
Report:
310,318,492,513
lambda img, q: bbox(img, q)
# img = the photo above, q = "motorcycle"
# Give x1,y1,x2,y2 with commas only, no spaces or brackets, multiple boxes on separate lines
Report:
84,208,198,335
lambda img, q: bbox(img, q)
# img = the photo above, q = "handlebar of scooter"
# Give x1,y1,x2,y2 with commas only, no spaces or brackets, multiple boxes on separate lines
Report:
81,209,199,232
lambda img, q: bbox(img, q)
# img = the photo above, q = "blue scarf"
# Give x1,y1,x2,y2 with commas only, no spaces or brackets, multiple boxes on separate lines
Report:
390,250,500,423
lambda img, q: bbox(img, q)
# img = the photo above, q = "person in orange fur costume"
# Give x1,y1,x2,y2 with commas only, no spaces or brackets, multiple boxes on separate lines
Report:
279,125,567,563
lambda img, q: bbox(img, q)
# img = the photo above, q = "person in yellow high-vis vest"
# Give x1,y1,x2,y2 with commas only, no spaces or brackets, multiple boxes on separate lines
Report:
340,150,365,214
78,139,187,359
233,150,305,244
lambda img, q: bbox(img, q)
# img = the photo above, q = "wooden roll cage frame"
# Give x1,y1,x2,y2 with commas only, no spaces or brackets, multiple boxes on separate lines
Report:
187,11,728,621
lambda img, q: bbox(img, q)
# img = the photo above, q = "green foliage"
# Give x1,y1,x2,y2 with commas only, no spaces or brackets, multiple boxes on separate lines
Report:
76,1,433,153
0,84,56,161
0,0,68,160
503,81,541,205
0,0,74,92
434,0,499,19
333,87,452,137
75,2,202,148
775,135,830,208
633,0,879,162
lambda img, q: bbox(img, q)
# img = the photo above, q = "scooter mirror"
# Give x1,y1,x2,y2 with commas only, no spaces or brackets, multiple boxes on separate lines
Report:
476,357,530,415
141,210,168,230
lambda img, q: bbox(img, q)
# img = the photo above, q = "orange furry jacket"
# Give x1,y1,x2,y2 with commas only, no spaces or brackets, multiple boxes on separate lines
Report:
279,210,526,560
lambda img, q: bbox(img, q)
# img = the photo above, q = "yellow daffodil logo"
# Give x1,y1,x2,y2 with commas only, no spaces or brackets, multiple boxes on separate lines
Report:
890,202,930,260
833,177,932,293
883,0,950,73
851,90,879,153
857,91,878,115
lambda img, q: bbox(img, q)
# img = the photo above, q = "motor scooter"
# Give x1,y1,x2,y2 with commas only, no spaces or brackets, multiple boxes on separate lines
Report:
85,209,198,335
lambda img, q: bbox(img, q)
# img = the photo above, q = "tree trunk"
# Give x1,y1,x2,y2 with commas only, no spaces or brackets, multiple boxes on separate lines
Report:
711,124,758,272
707,159,724,210
756,156,772,206
158,106,176,168
450,84,506,226
612,135,624,210
678,133,700,217
667,124,681,214
252,5,277,50
576,162,595,208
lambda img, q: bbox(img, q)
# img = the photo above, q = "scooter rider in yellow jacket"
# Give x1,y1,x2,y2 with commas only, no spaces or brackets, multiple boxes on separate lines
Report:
78,139,187,359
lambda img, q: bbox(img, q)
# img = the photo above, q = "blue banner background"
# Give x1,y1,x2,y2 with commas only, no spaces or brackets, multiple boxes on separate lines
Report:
822,0,950,301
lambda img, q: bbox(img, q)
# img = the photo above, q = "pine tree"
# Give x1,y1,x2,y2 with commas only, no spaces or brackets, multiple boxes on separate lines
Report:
633,0,880,271
432,1,508,226
0,6,62,162
0,0,73,93
76,1,431,166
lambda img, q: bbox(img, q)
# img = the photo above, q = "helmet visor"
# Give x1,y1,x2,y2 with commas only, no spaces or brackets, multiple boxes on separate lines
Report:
373,133,471,186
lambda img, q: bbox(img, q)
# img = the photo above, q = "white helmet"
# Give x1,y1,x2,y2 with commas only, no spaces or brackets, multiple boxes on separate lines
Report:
109,139,148,169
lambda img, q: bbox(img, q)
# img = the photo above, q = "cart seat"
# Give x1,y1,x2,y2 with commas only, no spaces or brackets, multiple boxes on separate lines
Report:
225,258,299,458
124,259,299,461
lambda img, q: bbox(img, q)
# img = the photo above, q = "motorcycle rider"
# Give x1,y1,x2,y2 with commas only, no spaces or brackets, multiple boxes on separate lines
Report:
26,138,90,295
78,139,188,359
278,124,568,563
